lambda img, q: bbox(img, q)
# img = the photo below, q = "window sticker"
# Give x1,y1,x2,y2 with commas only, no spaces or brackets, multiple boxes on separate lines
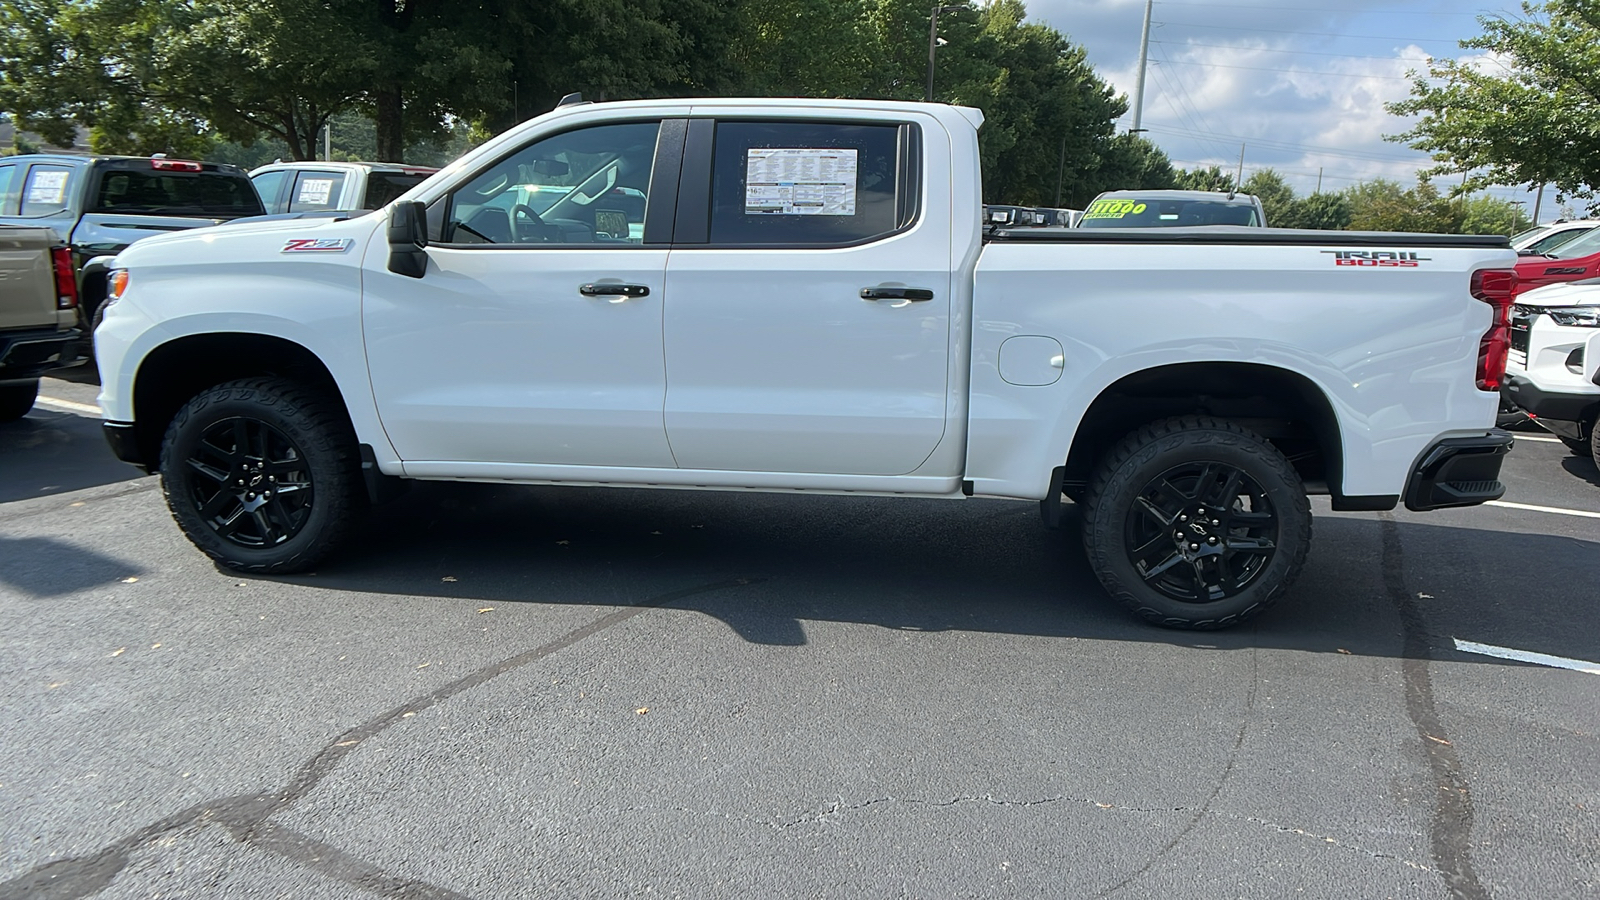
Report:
26,170,69,205
1082,198,1147,220
745,148,857,216
296,178,335,205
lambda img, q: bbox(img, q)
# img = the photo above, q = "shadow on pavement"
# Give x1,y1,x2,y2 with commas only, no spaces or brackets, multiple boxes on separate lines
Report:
238,482,1600,667
0,409,143,503
1560,455,1600,488
0,535,145,598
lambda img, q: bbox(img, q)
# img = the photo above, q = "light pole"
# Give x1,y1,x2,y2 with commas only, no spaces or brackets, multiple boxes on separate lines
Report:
926,4,963,103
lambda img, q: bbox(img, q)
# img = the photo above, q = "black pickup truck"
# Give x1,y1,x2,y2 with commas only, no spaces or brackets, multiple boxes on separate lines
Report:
0,154,263,332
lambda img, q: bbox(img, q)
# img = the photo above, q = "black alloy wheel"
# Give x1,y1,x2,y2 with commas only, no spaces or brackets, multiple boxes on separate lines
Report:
1124,462,1279,603
161,376,365,573
1081,415,1312,629
183,416,315,548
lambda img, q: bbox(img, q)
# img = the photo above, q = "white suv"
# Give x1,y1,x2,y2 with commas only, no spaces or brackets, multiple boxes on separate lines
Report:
1503,280,1600,457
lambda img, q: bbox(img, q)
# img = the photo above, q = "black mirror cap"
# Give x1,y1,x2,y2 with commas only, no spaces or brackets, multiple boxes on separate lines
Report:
387,200,428,278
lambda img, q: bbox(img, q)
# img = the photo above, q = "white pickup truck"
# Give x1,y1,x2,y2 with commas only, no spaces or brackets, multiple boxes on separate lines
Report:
95,98,1518,629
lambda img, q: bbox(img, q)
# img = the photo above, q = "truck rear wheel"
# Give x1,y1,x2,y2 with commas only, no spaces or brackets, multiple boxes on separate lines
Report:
160,377,365,574
1081,416,1312,630
0,381,40,422
1560,435,1593,457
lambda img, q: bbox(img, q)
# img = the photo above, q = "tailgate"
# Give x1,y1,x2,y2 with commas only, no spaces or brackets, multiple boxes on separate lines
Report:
0,226,60,331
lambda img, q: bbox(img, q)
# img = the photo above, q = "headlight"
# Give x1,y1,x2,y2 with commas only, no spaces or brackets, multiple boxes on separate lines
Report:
102,269,129,313
1546,306,1600,327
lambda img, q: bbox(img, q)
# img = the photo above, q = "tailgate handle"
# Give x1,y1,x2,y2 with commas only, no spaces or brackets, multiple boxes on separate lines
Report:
580,283,650,298
860,287,934,302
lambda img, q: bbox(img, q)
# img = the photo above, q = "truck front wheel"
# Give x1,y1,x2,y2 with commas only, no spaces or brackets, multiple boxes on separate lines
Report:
1081,416,1312,630
160,377,366,574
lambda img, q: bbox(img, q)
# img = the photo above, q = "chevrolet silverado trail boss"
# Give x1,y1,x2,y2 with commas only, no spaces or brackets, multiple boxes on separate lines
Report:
95,98,1517,629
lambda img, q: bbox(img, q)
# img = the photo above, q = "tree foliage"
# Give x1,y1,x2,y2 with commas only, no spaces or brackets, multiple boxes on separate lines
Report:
1388,0,1600,210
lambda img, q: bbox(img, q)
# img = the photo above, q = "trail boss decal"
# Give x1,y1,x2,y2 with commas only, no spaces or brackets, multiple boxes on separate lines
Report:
282,238,353,253
1322,250,1429,267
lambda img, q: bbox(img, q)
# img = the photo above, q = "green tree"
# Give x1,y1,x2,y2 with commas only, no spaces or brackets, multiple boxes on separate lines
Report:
1458,194,1534,235
1387,0,1600,210
1277,193,1353,231
1344,179,1464,233
1174,165,1236,192
1240,169,1295,225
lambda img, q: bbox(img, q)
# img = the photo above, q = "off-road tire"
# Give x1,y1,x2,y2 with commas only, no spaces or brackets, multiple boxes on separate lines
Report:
0,381,39,422
160,377,365,573
1081,415,1312,630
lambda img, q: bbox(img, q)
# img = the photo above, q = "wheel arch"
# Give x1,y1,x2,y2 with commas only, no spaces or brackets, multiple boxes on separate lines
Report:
130,333,353,472
1058,361,1372,508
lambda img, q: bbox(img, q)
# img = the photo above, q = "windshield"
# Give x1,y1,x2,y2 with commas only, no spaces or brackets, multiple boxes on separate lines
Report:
1525,227,1595,256
1077,196,1259,228
1548,227,1600,259
90,169,264,217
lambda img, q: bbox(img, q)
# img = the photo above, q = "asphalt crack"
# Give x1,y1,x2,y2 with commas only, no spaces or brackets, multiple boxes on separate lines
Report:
1380,514,1490,900
0,577,758,900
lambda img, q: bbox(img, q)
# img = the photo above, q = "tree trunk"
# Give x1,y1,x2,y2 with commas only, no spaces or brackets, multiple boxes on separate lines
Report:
375,87,404,162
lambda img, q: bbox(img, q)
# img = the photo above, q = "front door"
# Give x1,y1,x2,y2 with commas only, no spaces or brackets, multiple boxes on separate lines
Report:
662,118,953,476
364,119,678,469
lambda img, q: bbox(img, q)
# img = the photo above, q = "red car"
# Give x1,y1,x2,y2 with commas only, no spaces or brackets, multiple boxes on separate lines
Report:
1513,226,1600,296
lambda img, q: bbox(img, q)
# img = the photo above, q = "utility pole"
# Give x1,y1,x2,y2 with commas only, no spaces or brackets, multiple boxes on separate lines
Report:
324,122,331,162
1234,143,1245,191
1316,167,1323,194
1533,183,1545,224
1131,0,1154,133
925,5,962,103
1055,136,1067,207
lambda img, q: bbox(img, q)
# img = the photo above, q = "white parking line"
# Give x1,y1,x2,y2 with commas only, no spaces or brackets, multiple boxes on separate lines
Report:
1454,639,1600,675
1486,500,1600,520
35,396,102,416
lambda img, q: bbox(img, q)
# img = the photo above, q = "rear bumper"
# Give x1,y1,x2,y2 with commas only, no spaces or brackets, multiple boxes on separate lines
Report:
0,327,85,382
1403,430,1514,512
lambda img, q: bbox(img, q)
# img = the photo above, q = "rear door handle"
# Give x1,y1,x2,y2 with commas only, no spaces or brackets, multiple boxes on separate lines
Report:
860,287,934,302
580,283,650,298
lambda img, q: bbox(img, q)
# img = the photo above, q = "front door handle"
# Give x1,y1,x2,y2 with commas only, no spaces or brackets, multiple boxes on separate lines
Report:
580,283,650,298
860,287,934,302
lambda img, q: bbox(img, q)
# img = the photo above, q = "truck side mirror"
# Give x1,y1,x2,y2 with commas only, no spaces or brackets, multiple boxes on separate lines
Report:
387,200,429,278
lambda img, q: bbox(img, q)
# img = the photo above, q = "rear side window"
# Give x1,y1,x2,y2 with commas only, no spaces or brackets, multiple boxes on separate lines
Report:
287,170,347,212
251,170,288,213
0,164,14,211
363,172,429,209
91,168,263,216
707,121,914,247
20,165,74,216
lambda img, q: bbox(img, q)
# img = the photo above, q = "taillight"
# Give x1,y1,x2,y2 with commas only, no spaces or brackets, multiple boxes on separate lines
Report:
151,158,203,172
51,247,78,310
1471,268,1516,391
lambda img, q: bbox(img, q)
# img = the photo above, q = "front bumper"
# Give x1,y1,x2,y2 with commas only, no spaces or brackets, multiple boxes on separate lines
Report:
1502,372,1600,422
1403,430,1514,512
102,421,151,471
0,327,85,383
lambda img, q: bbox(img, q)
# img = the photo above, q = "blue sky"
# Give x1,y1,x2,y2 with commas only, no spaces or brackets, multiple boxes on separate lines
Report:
1025,0,1558,219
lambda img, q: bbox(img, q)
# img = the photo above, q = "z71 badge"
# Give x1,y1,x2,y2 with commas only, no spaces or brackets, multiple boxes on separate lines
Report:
282,238,353,253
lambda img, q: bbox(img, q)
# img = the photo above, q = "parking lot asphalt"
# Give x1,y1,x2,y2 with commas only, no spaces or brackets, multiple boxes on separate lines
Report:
2,376,1596,899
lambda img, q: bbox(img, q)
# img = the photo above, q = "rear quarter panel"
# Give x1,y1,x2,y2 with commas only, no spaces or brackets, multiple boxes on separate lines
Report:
968,240,1515,499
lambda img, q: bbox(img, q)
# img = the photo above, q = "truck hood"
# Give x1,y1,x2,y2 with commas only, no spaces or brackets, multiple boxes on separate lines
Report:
111,211,382,268
1515,278,1600,307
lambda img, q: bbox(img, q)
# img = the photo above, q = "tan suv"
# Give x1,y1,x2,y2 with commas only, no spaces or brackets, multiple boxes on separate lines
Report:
0,225,84,420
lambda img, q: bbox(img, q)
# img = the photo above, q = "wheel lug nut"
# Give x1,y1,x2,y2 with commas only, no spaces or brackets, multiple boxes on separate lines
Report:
1208,536,1218,544
1189,543,1200,551
1179,515,1188,522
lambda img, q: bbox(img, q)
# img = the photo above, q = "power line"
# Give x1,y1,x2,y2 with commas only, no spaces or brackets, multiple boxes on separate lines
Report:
1151,39,1436,62
1156,21,1464,42
1151,44,1239,159
1154,58,1418,80
1155,1,1484,13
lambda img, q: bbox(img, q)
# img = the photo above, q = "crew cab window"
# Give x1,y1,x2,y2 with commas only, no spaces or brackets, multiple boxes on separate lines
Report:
20,165,73,216
0,164,15,211
707,121,911,247
443,121,660,246
287,171,347,213
251,170,288,212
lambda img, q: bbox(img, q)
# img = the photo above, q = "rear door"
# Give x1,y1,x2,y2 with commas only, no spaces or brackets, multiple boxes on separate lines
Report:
661,116,952,476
